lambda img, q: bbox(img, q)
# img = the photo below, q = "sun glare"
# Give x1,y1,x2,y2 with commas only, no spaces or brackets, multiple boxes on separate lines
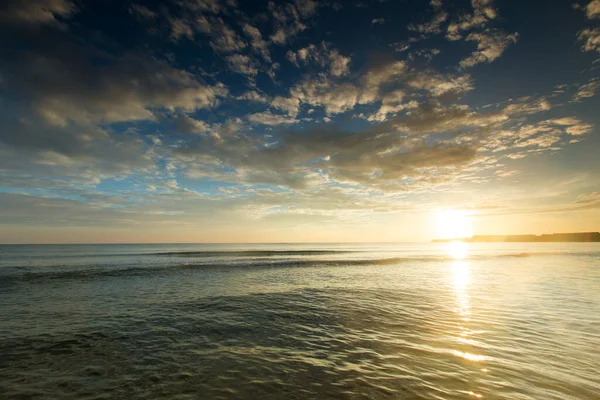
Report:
435,209,473,240
447,241,468,259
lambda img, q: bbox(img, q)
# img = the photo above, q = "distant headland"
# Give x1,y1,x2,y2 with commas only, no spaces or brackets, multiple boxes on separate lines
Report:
433,232,600,243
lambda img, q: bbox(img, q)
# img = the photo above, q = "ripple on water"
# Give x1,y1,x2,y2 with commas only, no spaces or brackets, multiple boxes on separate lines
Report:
1,245,600,400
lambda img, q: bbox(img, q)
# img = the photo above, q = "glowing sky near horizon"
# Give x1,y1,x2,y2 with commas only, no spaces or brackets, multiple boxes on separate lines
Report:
0,0,599,243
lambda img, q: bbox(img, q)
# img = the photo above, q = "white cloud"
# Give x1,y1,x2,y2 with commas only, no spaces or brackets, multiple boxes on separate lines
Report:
267,59,473,118
572,78,600,101
286,42,351,76
4,50,228,126
236,91,269,103
576,1,600,52
485,117,593,156
194,16,247,52
168,16,195,40
548,118,593,136
242,23,272,62
247,111,296,125
390,38,420,52
446,0,498,40
585,0,600,19
578,27,600,52
409,0,448,34
405,71,473,96
460,30,518,68
290,77,362,115
269,0,318,44
502,97,552,115
271,96,301,116
173,98,588,193
226,54,259,77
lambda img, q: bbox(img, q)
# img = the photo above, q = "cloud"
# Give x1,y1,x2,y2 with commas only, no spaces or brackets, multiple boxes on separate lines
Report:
408,48,441,61
0,117,156,186
1,48,227,126
129,4,158,20
286,42,351,76
404,70,473,97
175,101,545,191
247,111,297,126
268,58,474,118
572,78,600,101
159,2,248,52
578,27,600,52
193,16,247,51
289,77,362,115
547,118,593,136
172,115,212,134
242,23,272,62
585,0,600,19
1,0,598,234
460,30,519,68
484,117,592,156
175,0,233,15
236,91,269,103
226,54,259,77
357,60,408,104
1,2,228,128
408,0,448,34
483,192,600,216
390,38,420,53
0,188,232,229
0,3,227,173
168,16,195,40
207,131,473,188
0,0,77,26
446,0,498,40
501,97,552,115
270,96,301,116
575,1,600,52
371,90,416,121
269,0,318,44
165,115,245,141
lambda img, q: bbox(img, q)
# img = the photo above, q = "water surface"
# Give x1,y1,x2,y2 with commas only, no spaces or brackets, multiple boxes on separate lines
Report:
1,242,599,399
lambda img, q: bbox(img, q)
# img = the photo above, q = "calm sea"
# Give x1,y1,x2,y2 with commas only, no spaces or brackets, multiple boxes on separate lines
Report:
0,242,599,399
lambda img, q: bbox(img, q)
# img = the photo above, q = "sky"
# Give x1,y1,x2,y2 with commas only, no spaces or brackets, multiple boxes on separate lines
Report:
0,0,599,244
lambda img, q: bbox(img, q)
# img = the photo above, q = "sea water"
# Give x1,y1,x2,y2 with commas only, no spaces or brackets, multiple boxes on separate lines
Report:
1,242,599,399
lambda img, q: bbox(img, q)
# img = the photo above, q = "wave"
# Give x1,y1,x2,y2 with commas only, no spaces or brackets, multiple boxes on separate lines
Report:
150,250,354,257
150,250,598,259
175,252,540,269
0,257,440,285
1,250,597,285
0,258,409,285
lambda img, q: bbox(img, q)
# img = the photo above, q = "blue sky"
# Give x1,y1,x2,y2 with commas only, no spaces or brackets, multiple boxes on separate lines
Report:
0,0,599,243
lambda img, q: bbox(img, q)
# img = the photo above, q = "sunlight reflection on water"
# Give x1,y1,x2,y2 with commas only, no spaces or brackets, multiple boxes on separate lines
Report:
447,241,468,260
447,242,490,397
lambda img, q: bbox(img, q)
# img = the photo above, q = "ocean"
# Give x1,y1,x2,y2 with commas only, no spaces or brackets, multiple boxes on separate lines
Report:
0,242,599,399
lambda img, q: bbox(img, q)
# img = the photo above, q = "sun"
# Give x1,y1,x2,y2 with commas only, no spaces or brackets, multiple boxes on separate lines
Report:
435,209,473,240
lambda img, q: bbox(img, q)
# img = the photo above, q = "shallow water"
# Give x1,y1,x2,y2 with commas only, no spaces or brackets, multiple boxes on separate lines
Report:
1,242,599,399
